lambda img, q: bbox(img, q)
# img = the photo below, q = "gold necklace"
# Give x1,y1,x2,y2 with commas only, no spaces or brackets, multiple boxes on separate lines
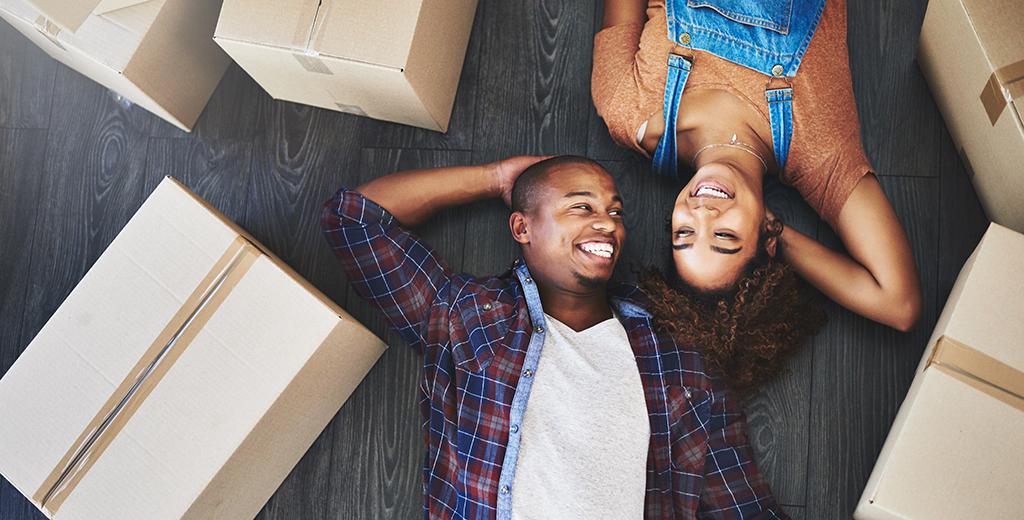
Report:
690,133,768,173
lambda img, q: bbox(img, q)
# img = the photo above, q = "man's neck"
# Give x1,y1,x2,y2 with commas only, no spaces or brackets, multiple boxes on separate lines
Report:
535,282,614,333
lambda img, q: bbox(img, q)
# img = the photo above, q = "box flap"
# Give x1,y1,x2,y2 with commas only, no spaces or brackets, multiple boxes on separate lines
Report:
311,0,421,69
24,0,150,32
931,223,1024,372
215,0,420,69
214,0,321,51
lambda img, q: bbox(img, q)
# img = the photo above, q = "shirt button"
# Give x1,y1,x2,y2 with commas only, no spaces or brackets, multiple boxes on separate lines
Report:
500,485,510,495
684,388,692,399
534,326,544,334
524,277,533,284
678,32,691,45
482,303,492,311
510,424,519,434
771,64,784,77
523,369,533,378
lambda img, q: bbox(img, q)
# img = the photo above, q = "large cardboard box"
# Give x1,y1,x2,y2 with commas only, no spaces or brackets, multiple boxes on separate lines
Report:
0,0,231,132
0,177,387,519
213,0,478,132
918,0,1024,232
854,223,1024,520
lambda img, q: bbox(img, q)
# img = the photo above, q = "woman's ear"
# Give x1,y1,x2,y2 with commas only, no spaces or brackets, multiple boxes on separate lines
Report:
765,235,778,257
764,217,783,258
509,212,529,244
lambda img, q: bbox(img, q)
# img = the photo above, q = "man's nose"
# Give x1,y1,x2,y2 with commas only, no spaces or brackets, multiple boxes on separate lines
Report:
592,214,616,232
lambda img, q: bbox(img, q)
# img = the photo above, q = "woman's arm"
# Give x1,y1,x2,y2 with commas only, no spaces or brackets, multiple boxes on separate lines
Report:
777,174,922,331
601,0,647,29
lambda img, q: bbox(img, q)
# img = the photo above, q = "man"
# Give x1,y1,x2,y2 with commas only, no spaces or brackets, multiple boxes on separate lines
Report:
320,155,785,519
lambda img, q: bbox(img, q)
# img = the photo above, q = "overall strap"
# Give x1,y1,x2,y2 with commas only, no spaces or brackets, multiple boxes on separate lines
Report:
652,54,692,179
765,86,794,171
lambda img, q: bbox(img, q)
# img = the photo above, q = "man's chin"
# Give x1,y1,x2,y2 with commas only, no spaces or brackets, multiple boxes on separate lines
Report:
573,270,611,289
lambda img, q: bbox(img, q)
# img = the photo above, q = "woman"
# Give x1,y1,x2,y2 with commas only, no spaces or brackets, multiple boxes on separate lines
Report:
592,0,922,389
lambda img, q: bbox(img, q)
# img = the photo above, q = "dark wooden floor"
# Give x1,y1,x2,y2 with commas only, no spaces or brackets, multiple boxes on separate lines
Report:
0,1,990,518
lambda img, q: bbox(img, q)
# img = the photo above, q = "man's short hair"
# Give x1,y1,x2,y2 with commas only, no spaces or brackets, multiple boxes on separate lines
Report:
510,155,606,214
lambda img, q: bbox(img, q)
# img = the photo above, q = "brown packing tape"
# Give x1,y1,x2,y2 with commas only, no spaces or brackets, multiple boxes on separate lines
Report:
927,336,1024,413
33,237,261,515
980,59,1024,125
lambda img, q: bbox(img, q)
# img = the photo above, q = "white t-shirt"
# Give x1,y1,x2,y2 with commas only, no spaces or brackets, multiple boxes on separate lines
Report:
510,313,649,519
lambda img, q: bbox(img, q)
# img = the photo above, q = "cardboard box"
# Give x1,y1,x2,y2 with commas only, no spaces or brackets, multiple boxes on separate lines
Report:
918,0,1024,232
0,177,387,520
214,0,478,132
0,0,231,131
854,223,1024,520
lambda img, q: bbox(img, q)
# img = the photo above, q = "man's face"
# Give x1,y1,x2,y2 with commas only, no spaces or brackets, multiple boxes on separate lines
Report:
513,164,626,292
670,161,766,291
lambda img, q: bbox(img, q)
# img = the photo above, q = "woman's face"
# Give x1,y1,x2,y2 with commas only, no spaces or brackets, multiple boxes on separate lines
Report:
670,161,769,291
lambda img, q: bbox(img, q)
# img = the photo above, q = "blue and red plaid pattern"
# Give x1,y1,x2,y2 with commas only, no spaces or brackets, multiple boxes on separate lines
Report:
321,188,787,520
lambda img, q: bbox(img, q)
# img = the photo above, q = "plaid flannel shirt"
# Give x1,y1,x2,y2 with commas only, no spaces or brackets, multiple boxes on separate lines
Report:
321,188,787,520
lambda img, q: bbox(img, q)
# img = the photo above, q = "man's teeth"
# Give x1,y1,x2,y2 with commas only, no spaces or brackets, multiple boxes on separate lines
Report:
695,185,730,198
580,243,613,258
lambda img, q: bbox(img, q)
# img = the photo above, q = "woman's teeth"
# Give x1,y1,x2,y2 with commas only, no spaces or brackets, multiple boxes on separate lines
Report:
580,242,613,258
694,185,731,199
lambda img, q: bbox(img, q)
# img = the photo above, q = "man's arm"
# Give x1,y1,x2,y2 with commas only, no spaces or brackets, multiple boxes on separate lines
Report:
320,157,545,350
698,389,789,519
355,156,548,228
775,174,922,332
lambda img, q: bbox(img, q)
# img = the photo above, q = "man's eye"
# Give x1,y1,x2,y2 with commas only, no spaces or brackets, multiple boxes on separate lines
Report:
572,204,592,211
610,209,624,217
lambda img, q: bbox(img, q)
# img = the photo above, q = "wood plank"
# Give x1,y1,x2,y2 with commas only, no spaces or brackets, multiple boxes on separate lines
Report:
805,176,940,519
783,504,806,520
143,137,254,223
358,5,483,151
0,129,49,520
847,0,944,178
472,0,594,156
742,177,822,506
936,143,988,308
18,66,154,340
0,24,56,129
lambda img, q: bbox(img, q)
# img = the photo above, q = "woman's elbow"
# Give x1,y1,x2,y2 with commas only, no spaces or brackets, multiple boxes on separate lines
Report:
888,290,922,333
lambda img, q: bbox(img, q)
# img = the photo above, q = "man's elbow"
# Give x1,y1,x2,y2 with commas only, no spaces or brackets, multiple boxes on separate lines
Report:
889,291,922,333
320,195,343,234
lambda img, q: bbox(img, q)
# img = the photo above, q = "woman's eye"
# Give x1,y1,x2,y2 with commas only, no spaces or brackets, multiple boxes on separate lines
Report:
610,209,624,217
714,232,736,239
675,229,692,237
572,204,591,211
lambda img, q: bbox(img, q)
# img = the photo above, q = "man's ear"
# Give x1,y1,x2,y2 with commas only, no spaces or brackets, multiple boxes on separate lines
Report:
509,211,529,245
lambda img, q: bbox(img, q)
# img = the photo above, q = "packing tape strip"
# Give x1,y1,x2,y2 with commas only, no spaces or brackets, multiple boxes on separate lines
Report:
33,236,261,515
927,336,1024,413
980,59,1024,125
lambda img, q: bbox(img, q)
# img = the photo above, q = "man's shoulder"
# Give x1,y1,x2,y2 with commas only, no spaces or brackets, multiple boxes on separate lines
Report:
609,281,653,318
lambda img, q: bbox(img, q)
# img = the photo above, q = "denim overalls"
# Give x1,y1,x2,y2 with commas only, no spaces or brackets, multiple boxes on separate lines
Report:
652,0,828,178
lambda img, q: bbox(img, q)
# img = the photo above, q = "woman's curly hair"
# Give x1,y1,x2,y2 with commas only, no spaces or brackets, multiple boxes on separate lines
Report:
638,221,827,394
